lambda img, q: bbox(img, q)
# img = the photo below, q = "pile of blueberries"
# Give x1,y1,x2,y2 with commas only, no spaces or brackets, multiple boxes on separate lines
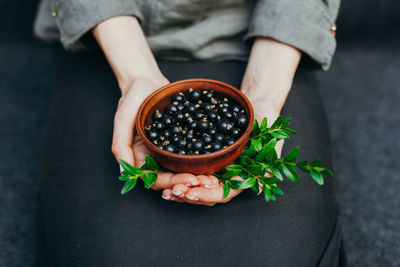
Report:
145,89,248,155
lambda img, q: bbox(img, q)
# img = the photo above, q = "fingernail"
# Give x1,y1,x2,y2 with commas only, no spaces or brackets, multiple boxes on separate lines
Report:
162,194,172,200
119,164,124,173
186,195,199,201
172,190,185,198
203,184,215,189
190,180,200,186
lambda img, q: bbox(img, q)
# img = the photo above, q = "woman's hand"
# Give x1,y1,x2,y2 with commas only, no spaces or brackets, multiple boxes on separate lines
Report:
93,16,216,190
162,38,301,205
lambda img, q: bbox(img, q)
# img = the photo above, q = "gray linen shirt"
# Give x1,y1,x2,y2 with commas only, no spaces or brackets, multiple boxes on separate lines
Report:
34,0,340,70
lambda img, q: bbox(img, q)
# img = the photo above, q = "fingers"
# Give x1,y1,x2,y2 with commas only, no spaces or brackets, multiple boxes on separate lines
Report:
152,172,199,190
196,175,219,189
185,178,242,205
161,189,184,202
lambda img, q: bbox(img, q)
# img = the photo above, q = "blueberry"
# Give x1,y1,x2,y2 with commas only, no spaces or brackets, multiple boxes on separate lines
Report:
212,142,223,151
194,111,204,121
165,144,176,153
202,134,213,144
203,90,214,101
176,137,187,148
201,103,213,113
183,99,191,106
214,133,224,142
154,121,165,131
236,114,248,129
177,149,186,155
147,129,159,140
190,90,202,101
223,111,234,120
171,125,181,135
171,93,184,103
192,139,205,152
185,115,194,124
172,135,180,145
210,97,219,106
231,104,241,113
174,111,185,123
188,121,198,130
162,129,172,138
198,120,211,132
157,144,164,150
217,119,232,133
209,127,217,135
185,104,197,114
185,132,194,140
152,110,163,121
207,111,218,122
230,127,242,138
176,103,185,111
219,106,230,115
225,138,235,146
221,102,230,108
162,115,173,127
166,104,178,114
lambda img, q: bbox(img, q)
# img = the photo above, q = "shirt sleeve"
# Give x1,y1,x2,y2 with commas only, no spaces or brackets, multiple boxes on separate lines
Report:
47,0,143,51
244,0,340,70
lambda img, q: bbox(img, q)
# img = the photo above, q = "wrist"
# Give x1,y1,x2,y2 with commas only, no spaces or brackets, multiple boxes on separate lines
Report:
241,37,301,114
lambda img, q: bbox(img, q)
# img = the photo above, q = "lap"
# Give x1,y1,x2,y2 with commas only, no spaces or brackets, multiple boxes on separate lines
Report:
37,48,343,266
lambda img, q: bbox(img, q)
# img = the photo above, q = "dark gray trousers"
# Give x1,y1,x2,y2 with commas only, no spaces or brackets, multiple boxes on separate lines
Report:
37,48,347,266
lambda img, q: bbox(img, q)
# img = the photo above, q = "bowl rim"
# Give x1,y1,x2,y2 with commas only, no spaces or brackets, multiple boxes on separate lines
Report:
136,78,255,160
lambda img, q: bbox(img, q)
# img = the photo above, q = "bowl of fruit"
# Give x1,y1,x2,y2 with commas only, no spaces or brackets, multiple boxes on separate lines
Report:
136,78,254,175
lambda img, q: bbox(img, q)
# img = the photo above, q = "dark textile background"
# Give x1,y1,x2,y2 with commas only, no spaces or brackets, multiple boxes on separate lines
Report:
0,0,399,266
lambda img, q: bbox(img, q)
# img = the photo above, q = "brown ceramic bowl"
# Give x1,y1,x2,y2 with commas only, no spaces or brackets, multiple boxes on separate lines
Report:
136,79,254,175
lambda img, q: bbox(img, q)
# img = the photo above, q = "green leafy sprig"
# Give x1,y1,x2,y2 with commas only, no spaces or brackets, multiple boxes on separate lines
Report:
218,116,333,202
118,116,333,203
118,155,159,194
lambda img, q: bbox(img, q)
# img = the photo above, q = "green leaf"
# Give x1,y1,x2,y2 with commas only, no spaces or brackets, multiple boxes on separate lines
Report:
252,120,260,137
280,128,297,135
260,117,268,131
255,138,277,161
251,138,263,152
263,185,272,202
119,159,142,175
239,177,256,189
310,170,324,185
250,180,260,194
222,171,235,180
321,169,333,176
118,174,130,181
223,183,231,199
246,143,257,157
261,176,281,185
281,164,300,183
296,160,309,172
229,179,242,189
270,116,282,129
310,159,321,167
121,179,137,195
284,146,300,162
142,172,158,189
270,130,289,139
271,186,283,195
145,155,159,170
281,117,291,127
266,167,283,181
225,165,243,174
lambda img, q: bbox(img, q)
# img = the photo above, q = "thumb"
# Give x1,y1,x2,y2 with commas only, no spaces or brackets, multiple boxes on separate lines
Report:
112,101,137,172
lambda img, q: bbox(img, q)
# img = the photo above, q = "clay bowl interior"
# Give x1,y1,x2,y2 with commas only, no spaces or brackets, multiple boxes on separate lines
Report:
136,79,254,175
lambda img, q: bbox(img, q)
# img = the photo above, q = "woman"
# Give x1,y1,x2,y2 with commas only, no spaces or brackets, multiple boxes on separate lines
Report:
34,0,346,266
